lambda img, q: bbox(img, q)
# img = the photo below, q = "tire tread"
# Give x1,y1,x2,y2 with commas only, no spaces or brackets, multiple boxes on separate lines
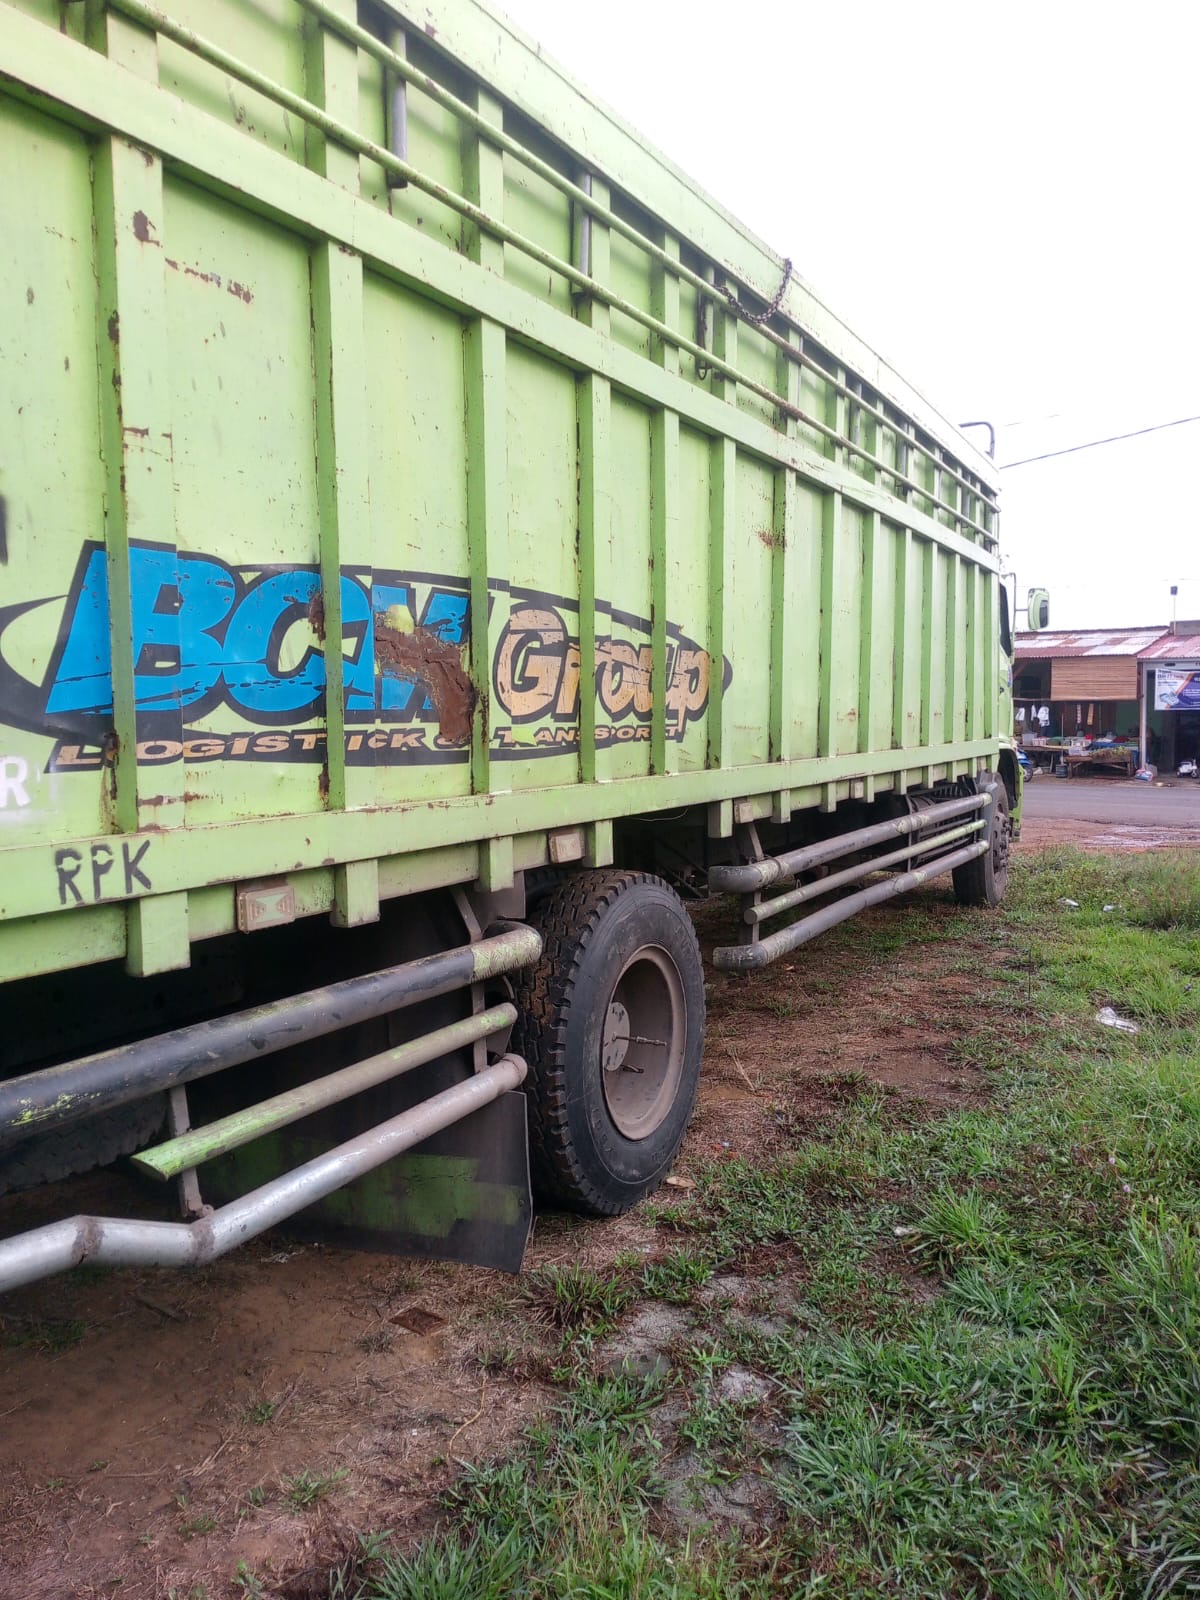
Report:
513,870,700,1216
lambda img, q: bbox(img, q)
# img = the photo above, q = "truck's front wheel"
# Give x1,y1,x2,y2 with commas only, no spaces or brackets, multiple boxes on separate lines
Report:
513,871,704,1216
952,778,1011,908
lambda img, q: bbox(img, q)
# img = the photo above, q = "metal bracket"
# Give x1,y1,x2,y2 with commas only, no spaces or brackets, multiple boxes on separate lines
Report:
385,26,408,190
167,1085,210,1222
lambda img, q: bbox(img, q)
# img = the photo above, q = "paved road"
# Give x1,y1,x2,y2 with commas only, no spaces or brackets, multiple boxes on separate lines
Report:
1017,772,1200,848
1022,774,1200,828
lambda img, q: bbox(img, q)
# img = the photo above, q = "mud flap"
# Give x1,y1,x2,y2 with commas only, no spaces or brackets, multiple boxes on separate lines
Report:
203,1090,533,1274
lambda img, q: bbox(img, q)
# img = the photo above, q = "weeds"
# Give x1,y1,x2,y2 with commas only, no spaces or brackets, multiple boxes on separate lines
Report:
2,1317,86,1354
641,1251,714,1304
177,1513,218,1539
524,1264,630,1331
282,1467,347,1510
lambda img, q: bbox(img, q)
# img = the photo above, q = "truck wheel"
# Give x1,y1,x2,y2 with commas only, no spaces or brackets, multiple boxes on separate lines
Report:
513,871,704,1216
952,779,1010,908
0,1096,166,1198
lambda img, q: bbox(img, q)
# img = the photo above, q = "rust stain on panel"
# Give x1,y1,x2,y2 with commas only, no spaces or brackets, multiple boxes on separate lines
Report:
375,614,475,745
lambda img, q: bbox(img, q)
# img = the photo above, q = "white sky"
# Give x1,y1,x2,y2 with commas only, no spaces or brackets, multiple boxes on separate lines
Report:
496,0,1200,631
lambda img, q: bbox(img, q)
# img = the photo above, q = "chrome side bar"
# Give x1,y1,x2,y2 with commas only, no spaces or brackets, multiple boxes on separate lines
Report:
708,792,990,894
744,819,985,925
0,1054,528,1295
713,841,989,971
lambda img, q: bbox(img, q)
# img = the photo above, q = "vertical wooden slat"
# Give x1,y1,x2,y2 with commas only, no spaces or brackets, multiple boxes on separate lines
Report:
575,177,611,786
650,233,680,775
305,0,378,926
462,88,508,832
90,10,188,975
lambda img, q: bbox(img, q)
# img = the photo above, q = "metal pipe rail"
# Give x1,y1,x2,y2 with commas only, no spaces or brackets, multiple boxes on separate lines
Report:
132,1002,518,1180
714,841,989,972
744,819,985,925
708,791,990,894
102,0,997,548
293,0,995,530
0,1054,528,1295
0,925,541,1146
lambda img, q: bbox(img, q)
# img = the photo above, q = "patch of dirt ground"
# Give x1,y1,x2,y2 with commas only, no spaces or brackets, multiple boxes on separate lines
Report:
0,886,1017,1600
1017,814,1200,851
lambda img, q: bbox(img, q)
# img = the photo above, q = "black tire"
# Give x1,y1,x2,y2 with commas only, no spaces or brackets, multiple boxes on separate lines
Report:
513,871,705,1216
0,1095,166,1198
952,778,1011,908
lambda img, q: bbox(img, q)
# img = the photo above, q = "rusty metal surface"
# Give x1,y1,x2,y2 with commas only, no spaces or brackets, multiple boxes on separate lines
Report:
1013,628,1167,659
374,614,476,746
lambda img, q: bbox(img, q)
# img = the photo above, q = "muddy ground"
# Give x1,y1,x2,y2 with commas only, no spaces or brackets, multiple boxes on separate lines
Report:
0,816,1146,1599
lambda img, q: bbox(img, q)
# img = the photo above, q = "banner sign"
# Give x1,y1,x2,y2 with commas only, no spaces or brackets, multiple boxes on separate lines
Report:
1154,668,1200,711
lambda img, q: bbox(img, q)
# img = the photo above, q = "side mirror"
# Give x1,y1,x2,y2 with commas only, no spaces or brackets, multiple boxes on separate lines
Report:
1026,587,1050,631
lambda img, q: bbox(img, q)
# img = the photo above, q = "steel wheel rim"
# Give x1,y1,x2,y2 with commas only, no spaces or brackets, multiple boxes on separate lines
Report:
599,946,686,1140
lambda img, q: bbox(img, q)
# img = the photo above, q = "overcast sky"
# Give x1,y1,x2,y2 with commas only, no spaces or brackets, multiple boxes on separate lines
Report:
497,0,1199,632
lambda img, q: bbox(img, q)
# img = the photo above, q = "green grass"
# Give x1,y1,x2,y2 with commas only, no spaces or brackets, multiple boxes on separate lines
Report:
282,1467,348,1511
333,848,1200,1599
2,1316,87,1354
524,1263,631,1331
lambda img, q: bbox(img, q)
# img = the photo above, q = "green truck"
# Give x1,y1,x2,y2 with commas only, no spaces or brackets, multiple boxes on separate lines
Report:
0,0,1019,1291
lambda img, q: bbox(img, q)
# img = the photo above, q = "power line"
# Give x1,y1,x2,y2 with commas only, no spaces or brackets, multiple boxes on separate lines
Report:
1000,415,1200,469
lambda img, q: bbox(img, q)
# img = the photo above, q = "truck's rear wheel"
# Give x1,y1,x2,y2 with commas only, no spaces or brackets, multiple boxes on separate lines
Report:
952,778,1010,908
0,1096,166,1199
513,871,704,1216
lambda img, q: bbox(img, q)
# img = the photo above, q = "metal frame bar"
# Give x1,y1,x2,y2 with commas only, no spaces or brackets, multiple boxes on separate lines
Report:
744,818,985,924
0,1053,527,1294
713,840,989,971
0,925,540,1144
708,791,989,892
92,0,996,546
133,1001,517,1179
296,0,996,522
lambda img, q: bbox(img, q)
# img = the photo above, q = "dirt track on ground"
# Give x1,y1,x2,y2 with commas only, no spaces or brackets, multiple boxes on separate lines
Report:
0,881,1020,1600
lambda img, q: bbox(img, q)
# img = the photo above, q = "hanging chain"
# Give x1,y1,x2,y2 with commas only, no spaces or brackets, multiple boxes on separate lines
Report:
726,256,792,327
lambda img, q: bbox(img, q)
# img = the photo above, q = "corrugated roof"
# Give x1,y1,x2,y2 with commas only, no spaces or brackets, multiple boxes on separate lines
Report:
1139,632,1200,660
1013,627,1167,659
